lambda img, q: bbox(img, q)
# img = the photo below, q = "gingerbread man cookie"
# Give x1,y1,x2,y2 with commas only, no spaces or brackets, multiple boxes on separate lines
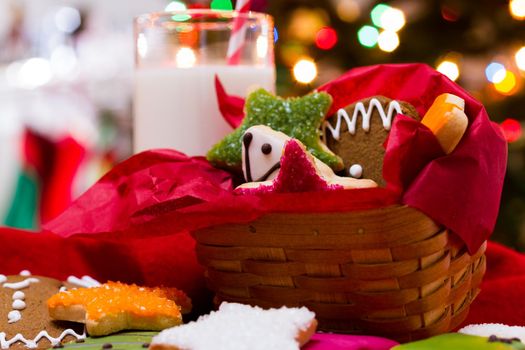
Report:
323,96,419,186
0,272,85,350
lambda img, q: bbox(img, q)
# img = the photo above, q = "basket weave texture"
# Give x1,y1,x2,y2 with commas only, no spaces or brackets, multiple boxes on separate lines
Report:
192,205,486,342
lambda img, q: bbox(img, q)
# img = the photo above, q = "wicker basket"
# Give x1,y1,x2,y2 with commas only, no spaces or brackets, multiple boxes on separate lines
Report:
192,205,486,342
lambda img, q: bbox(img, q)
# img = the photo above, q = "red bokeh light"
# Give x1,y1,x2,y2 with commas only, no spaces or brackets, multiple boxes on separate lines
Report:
315,27,338,50
441,6,460,22
500,118,522,143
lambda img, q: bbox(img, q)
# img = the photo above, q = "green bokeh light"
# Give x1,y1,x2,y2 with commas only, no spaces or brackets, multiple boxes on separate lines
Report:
357,25,379,48
370,3,391,28
211,0,233,10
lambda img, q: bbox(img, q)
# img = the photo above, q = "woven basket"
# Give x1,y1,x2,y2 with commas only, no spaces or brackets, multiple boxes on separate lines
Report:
192,205,486,342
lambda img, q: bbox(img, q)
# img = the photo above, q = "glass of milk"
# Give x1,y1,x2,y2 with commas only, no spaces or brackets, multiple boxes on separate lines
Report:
133,10,275,156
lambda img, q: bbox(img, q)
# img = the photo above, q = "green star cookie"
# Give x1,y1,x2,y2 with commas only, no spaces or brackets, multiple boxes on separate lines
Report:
207,89,343,173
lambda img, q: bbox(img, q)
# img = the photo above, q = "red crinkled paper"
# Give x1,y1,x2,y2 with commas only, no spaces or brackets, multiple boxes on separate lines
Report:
0,64,506,308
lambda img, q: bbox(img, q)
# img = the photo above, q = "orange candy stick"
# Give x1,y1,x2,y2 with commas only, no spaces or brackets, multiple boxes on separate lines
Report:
421,93,468,154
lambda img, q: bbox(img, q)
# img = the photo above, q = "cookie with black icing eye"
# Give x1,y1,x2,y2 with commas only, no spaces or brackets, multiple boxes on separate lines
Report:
323,96,419,187
0,272,86,350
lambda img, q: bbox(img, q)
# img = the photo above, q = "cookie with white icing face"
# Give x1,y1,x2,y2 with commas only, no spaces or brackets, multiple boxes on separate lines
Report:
241,125,291,182
323,96,419,186
0,273,85,349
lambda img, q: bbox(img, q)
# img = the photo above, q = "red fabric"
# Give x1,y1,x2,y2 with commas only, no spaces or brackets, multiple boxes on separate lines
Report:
23,129,86,224
464,242,525,326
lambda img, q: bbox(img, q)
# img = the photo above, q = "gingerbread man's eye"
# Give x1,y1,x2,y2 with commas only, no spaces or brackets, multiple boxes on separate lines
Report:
349,164,363,179
261,143,272,155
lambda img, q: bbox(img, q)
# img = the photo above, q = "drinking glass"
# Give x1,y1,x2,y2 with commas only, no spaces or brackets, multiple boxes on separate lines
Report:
133,10,275,156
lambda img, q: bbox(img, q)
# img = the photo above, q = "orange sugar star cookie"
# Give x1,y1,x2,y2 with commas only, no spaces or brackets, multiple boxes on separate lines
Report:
47,282,191,336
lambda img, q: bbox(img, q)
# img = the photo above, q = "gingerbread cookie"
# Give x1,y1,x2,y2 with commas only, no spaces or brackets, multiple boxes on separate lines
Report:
323,96,419,186
0,272,85,350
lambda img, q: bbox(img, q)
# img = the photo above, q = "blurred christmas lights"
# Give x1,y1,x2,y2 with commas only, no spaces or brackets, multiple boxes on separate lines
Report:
485,62,506,83
6,58,53,89
494,70,517,95
371,4,391,28
165,1,191,21
377,30,399,52
293,59,317,84
379,7,405,32
509,0,525,20
336,0,360,22
437,60,460,81
500,118,522,143
515,46,525,70
210,0,233,11
55,7,81,34
165,1,186,11
441,5,460,22
273,27,279,43
176,47,196,68
357,25,379,48
315,27,338,50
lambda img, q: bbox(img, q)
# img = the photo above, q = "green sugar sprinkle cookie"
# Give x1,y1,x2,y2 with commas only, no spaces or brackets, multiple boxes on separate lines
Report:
207,89,343,173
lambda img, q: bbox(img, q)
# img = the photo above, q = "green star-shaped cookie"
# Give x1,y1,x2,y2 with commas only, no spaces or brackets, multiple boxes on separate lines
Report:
207,88,343,173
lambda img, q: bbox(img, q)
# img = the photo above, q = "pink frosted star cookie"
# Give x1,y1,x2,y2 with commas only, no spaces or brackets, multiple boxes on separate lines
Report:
236,137,376,194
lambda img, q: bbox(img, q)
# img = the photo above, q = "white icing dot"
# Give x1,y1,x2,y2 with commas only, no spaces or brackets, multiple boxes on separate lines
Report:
19,270,31,277
7,310,21,324
0,274,6,284
349,164,363,179
12,299,26,310
12,291,25,300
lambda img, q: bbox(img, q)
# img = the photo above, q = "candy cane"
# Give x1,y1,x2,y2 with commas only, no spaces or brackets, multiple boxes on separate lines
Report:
226,0,251,65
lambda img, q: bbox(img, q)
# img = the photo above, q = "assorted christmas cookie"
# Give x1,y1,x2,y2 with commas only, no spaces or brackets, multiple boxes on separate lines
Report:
47,282,191,336
241,125,290,182
0,272,85,350
236,138,377,194
150,302,317,350
323,96,419,186
459,323,525,344
392,333,525,350
421,93,468,154
207,88,343,174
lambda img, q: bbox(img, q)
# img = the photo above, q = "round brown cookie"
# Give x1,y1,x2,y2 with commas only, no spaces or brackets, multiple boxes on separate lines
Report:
0,274,85,350
323,96,419,186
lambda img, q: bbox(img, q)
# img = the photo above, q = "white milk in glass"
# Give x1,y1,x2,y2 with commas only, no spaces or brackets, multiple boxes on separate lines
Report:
133,65,275,156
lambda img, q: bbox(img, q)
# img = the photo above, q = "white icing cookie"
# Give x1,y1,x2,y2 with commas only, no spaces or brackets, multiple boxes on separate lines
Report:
241,125,291,182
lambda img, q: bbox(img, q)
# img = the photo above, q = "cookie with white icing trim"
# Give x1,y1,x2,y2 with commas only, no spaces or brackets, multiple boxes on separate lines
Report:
0,274,85,350
324,96,419,186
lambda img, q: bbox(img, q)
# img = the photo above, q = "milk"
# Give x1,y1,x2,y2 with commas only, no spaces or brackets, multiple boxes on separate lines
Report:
133,65,275,156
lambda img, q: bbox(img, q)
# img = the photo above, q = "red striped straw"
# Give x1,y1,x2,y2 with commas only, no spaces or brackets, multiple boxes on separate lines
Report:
226,0,251,65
